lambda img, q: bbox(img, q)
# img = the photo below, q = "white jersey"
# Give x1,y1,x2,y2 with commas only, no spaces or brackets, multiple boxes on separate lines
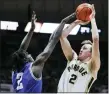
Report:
58,58,95,93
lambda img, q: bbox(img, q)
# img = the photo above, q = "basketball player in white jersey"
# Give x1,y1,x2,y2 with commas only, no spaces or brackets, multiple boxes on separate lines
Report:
58,5,101,93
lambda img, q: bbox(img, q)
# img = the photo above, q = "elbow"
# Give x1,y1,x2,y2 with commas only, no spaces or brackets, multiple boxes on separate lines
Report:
93,36,99,42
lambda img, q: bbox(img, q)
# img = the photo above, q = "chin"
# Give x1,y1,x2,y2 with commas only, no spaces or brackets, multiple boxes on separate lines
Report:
78,56,83,61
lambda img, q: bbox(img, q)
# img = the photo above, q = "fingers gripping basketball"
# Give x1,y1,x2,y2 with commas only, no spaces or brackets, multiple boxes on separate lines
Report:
76,3,92,22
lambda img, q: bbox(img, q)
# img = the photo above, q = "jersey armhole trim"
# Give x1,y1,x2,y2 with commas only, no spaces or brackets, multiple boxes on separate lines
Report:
29,63,42,80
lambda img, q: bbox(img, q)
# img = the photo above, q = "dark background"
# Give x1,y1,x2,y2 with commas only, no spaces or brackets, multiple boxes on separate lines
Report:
0,0,108,93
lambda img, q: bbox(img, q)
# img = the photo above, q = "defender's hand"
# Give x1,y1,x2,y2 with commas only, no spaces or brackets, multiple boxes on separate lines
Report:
61,12,76,23
31,11,37,30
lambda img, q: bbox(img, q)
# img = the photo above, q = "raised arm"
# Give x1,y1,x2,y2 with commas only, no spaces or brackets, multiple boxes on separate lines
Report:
18,11,37,51
60,20,89,61
60,20,80,61
31,13,75,78
90,5,101,77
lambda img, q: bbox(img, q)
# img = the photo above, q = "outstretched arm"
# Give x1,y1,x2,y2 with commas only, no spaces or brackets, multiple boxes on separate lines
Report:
18,11,37,51
90,5,100,78
31,13,75,78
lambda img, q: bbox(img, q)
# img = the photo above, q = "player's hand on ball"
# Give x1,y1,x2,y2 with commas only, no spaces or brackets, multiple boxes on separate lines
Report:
31,11,37,30
89,4,96,20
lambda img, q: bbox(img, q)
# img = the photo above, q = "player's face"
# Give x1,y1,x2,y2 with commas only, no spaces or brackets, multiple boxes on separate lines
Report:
78,44,92,61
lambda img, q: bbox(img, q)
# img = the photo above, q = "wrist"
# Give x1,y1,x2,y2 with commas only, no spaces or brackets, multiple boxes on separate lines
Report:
61,13,76,23
74,20,80,25
91,18,96,22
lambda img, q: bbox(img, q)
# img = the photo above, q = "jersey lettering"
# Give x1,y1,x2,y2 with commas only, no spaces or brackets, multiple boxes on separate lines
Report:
79,67,85,73
67,63,87,76
69,74,77,84
82,71,88,76
16,73,23,90
74,64,79,71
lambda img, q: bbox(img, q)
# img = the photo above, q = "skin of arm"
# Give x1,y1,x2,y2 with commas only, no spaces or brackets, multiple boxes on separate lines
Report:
60,20,89,62
31,13,76,78
60,21,79,61
18,11,36,51
90,5,101,79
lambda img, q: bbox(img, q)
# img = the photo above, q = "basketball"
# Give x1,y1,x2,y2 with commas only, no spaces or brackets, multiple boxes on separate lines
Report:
76,3,92,22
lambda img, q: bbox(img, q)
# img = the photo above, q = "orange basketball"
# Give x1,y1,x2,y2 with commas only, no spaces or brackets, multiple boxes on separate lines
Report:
76,3,92,22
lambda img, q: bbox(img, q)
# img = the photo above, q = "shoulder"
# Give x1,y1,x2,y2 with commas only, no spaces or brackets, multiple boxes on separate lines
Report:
67,51,78,63
29,63,42,80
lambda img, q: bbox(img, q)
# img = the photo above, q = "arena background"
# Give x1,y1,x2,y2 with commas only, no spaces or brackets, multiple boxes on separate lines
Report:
0,0,108,93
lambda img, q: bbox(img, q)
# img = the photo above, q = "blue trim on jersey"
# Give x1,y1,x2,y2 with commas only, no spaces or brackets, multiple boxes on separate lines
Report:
29,63,42,80
12,62,42,93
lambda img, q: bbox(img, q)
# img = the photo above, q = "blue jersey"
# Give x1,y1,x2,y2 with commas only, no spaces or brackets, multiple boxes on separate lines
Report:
12,63,42,93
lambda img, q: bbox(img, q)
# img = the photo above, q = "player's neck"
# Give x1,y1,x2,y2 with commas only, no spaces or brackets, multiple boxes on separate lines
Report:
80,57,91,63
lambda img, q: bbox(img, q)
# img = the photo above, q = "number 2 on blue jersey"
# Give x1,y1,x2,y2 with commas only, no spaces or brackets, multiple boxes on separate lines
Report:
16,73,23,90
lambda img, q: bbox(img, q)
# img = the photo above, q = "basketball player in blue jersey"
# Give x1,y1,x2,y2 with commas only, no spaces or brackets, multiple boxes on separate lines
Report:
9,11,76,93
58,5,101,93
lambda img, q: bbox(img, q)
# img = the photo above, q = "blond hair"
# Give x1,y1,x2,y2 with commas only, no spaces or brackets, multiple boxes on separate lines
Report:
81,40,92,52
81,40,92,45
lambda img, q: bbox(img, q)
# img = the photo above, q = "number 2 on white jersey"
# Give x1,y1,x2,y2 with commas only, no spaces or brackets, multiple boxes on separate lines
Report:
16,73,23,90
69,74,77,84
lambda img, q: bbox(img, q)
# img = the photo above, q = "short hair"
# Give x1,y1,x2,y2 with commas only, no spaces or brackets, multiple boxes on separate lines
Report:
9,50,33,71
81,40,92,52
81,40,92,45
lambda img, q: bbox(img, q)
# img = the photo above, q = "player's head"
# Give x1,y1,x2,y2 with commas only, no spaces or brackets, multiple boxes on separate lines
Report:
78,40,92,61
10,50,34,71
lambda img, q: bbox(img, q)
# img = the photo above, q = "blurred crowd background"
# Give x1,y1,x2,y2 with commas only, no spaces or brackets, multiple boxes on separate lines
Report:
0,0,108,93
